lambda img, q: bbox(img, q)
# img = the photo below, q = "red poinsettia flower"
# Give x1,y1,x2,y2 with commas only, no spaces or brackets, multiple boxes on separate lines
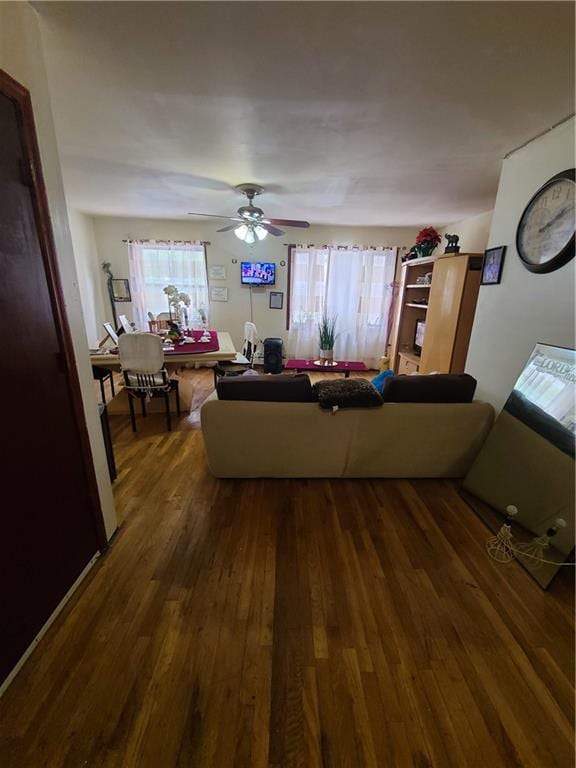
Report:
415,227,441,245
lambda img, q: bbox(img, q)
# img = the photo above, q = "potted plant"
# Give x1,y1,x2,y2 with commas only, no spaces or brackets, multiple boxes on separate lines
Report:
318,314,338,363
163,284,191,325
413,227,441,259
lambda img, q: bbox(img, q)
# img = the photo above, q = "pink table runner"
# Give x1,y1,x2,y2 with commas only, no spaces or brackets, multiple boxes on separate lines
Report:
164,330,220,356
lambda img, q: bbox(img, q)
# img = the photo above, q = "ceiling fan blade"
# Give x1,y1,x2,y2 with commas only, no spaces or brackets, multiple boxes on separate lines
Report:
217,224,239,232
260,222,285,237
264,218,310,228
187,212,244,222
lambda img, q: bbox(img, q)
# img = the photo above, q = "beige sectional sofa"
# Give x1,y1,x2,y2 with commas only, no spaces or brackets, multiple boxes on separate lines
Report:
201,397,494,478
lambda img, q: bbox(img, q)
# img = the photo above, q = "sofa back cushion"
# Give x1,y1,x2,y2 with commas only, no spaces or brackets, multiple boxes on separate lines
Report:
216,373,316,402
380,373,477,403
313,378,383,409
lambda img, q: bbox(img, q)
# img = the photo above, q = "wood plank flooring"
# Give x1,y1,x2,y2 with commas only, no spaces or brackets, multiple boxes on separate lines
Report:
0,368,574,767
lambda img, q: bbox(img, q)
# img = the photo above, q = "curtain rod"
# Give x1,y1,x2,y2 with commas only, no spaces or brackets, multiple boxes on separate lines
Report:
285,243,406,250
122,238,211,245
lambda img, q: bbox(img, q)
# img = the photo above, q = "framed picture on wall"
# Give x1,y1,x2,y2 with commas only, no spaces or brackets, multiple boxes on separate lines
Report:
209,265,226,280
269,291,283,309
111,278,132,302
210,286,228,302
481,246,506,285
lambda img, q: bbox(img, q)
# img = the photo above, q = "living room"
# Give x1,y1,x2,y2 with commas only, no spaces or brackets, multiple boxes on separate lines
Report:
0,2,574,766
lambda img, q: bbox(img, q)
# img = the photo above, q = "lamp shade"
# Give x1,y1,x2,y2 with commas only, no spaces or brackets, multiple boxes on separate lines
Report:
234,222,268,244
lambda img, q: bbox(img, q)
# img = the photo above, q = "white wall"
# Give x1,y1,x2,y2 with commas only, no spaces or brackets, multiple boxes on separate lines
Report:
90,217,420,350
467,117,575,412
68,209,108,347
0,3,117,538
437,210,493,255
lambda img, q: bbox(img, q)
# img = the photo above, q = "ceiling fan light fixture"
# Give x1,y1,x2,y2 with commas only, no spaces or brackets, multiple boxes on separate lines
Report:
189,184,310,238
234,224,250,241
234,224,257,244
234,222,268,244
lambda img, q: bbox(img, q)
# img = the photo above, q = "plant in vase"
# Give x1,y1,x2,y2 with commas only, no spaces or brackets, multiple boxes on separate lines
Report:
163,285,191,325
413,227,441,259
318,314,338,364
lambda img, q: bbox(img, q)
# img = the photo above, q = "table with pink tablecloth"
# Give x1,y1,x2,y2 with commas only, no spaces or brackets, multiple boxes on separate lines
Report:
284,358,368,378
163,330,219,356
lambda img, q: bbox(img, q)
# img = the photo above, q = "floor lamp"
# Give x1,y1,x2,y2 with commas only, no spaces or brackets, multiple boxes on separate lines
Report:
102,261,118,329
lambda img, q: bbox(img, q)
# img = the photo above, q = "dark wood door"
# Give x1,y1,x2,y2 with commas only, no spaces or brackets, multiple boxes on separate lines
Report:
0,73,105,686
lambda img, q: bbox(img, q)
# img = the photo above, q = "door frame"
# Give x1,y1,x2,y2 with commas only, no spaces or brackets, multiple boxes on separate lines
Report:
0,68,108,552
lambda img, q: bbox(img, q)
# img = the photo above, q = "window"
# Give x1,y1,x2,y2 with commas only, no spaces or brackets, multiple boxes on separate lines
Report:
289,247,329,326
287,245,397,367
128,241,208,329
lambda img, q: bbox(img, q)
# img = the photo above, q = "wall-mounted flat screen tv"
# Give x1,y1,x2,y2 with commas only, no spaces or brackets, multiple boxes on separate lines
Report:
241,261,276,286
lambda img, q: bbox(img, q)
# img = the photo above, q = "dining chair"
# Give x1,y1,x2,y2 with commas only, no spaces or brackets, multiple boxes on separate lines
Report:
147,311,171,333
118,332,180,432
213,321,259,387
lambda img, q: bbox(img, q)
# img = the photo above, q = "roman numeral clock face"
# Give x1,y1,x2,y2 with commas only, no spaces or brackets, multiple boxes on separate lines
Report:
516,170,575,273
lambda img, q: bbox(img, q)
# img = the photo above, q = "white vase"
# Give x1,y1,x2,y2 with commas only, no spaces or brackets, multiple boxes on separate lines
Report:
319,349,334,363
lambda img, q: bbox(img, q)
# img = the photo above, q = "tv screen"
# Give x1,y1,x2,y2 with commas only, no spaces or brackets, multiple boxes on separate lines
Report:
414,319,426,355
241,261,276,286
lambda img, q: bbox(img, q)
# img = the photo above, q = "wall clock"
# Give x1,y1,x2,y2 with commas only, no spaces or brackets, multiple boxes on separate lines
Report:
516,169,575,273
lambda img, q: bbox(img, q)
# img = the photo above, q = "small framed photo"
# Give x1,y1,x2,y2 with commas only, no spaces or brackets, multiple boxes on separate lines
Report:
209,265,226,280
481,246,506,285
210,286,228,302
111,278,131,302
269,291,283,309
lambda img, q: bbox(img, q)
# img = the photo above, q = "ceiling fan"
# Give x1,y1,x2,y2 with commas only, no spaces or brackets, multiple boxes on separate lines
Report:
187,183,310,244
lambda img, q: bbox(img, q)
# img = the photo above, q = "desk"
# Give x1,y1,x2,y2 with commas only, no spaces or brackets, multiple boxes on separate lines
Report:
90,331,237,370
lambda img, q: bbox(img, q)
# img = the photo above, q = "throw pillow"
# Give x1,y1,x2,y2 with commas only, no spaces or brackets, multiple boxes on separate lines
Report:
371,369,395,393
313,378,383,409
380,373,477,403
216,373,316,402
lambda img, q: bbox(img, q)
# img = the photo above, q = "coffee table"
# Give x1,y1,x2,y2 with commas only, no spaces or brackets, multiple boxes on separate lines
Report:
285,358,369,378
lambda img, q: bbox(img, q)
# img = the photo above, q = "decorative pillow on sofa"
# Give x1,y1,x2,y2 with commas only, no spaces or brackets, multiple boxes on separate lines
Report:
313,378,383,409
216,373,316,402
380,373,477,403
371,368,395,393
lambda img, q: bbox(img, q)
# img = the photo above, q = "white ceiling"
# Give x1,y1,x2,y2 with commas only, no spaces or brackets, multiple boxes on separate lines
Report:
37,2,574,226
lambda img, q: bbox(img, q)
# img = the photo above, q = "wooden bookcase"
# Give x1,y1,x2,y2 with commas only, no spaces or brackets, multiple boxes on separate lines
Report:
389,253,483,374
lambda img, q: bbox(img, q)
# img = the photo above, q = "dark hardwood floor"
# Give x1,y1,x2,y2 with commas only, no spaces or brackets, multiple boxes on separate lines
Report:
0,368,574,767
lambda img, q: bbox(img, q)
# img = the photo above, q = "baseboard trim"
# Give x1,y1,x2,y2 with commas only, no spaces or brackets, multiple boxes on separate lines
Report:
0,553,100,697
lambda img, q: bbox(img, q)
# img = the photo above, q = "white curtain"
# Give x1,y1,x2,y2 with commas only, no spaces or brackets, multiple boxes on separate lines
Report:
287,247,329,358
288,246,397,368
128,241,208,330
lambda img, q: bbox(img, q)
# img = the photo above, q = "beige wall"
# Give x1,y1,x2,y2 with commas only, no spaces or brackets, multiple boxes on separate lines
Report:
68,209,108,347
437,210,493,255
90,217,420,350
466,117,575,412
0,3,117,538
